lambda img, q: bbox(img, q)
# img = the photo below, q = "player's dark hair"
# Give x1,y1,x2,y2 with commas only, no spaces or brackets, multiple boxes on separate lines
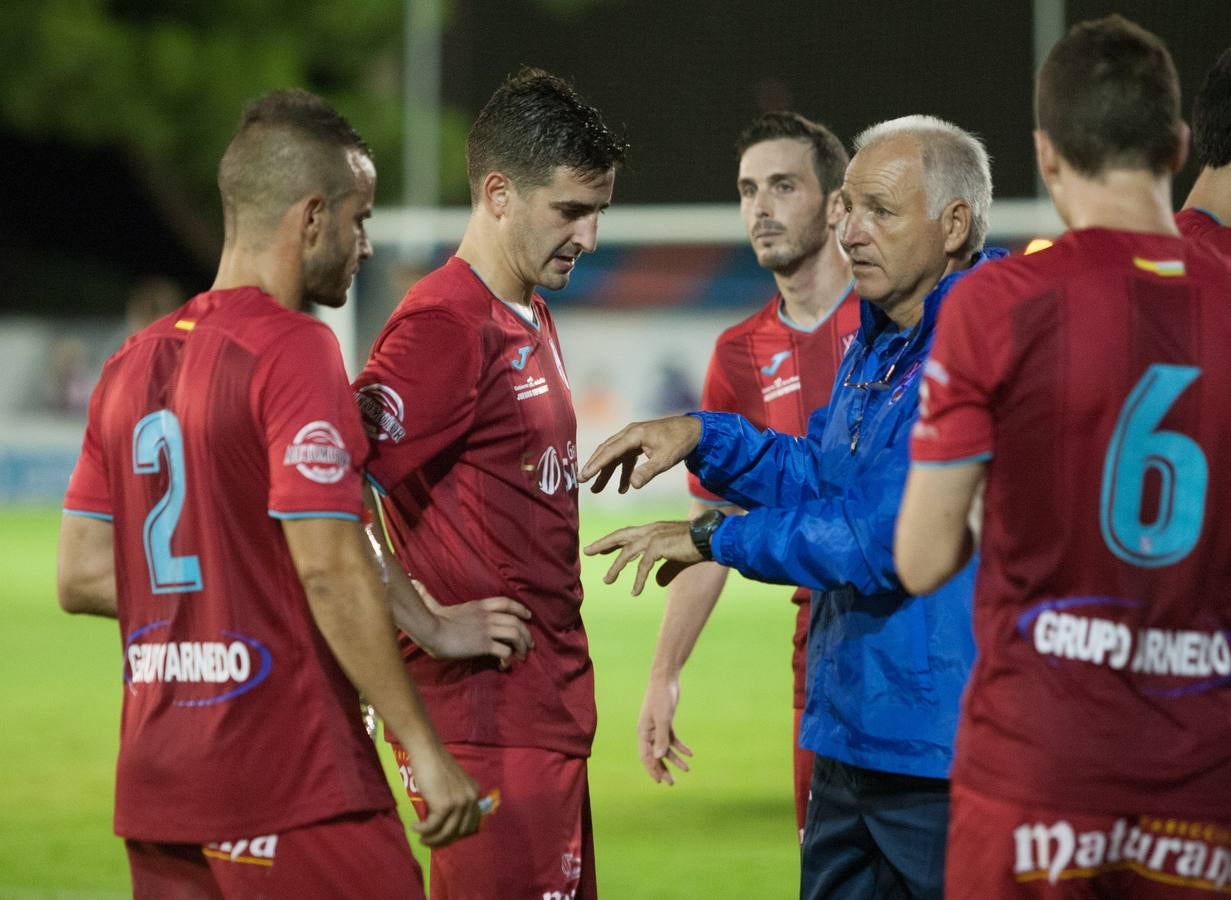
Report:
1193,45,1231,169
218,89,371,231
1036,15,1180,177
735,112,848,194
466,67,627,203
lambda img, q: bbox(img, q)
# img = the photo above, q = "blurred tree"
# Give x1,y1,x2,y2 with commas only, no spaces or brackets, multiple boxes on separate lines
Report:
0,0,432,268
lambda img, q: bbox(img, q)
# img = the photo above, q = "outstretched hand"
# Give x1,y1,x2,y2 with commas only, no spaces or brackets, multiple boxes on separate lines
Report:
583,520,701,596
414,579,534,667
580,416,702,494
638,677,694,785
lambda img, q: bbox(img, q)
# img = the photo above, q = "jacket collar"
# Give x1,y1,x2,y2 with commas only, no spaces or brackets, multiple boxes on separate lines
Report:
855,247,1009,343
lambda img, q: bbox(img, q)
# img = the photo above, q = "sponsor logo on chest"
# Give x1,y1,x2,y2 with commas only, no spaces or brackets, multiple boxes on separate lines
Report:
523,441,578,496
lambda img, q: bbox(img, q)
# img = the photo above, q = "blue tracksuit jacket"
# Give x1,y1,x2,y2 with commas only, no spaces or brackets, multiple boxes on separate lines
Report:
688,249,1006,778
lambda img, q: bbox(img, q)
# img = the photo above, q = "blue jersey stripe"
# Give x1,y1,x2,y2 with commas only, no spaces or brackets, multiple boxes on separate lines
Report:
267,510,360,522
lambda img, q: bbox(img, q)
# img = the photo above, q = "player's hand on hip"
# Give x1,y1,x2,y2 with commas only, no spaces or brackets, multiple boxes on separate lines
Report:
580,415,702,493
638,676,693,786
413,579,534,666
408,744,482,848
584,520,701,596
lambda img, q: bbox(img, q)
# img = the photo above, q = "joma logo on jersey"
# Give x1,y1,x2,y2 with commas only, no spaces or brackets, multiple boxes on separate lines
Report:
1013,817,1231,889
535,442,578,496
761,350,792,377
356,384,407,443
512,345,533,370
124,621,272,707
283,421,350,484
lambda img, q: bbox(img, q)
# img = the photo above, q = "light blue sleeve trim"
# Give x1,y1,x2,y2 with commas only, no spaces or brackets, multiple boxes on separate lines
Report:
365,472,389,496
267,509,361,522
1193,207,1224,226
912,452,993,467
64,508,114,522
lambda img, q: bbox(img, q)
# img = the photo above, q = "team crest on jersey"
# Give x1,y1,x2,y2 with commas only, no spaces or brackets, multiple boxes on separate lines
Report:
124,620,272,707
355,384,407,443
283,421,351,483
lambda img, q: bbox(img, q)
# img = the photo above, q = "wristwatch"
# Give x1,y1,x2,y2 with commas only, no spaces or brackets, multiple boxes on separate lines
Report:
689,508,727,562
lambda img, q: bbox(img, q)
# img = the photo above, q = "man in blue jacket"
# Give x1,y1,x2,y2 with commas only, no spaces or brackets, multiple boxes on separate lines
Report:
582,115,1005,900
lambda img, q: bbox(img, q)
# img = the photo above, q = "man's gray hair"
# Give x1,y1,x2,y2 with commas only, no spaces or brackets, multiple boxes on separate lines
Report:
852,115,992,257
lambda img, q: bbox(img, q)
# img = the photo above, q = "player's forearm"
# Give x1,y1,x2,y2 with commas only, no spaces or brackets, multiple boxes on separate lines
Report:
300,551,442,752
56,514,118,618
650,561,730,679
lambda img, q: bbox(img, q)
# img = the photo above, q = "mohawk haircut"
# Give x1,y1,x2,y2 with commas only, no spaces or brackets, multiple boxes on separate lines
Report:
466,67,627,203
735,111,849,194
1193,45,1231,169
218,89,371,233
1036,15,1181,177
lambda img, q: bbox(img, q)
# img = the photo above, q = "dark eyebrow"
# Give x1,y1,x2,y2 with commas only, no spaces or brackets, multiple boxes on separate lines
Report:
551,200,608,214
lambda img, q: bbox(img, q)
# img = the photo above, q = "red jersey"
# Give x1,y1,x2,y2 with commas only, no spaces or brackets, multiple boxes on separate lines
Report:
913,228,1231,817
355,257,592,758
688,287,860,503
63,288,391,842
1176,206,1231,257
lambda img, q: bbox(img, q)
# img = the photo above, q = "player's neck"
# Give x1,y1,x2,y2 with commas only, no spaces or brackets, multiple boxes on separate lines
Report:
1057,169,1180,236
774,237,852,330
456,223,536,311
1182,165,1231,226
211,242,305,311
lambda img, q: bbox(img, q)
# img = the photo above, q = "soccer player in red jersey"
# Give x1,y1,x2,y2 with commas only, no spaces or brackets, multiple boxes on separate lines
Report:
56,90,523,899
1179,45,1231,256
638,112,857,837
897,17,1231,898
353,69,626,898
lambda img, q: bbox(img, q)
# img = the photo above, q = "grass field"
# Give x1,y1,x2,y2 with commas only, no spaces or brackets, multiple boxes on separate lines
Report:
0,503,800,898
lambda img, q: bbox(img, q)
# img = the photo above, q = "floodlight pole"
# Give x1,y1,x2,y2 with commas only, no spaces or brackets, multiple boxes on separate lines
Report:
403,0,443,207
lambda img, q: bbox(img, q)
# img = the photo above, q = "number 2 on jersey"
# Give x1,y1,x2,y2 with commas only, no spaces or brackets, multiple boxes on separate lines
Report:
132,410,203,593
1100,364,1207,568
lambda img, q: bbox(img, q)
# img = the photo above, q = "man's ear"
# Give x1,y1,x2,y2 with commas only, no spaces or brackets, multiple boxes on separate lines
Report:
826,189,846,228
1034,129,1060,185
300,194,327,248
941,198,973,257
481,172,512,218
1171,120,1190,174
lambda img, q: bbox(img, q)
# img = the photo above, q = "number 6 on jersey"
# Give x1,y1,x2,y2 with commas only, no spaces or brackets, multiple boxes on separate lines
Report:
132,410,203,594
1100,363,1208,568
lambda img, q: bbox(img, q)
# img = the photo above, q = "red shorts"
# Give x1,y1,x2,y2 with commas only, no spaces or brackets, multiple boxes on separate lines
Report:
126,808,423,899
948,782,1231,899
792,595,815,840
393,741,595,899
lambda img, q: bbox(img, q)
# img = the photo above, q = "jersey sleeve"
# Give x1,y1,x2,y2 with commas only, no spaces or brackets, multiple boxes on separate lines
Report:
257,322,367,521
910,276,1005,465
63,374,113,520
352,307,483,494
688,342,742,503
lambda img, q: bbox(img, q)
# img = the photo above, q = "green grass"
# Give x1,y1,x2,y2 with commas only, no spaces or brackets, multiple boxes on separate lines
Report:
0,504,799,898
